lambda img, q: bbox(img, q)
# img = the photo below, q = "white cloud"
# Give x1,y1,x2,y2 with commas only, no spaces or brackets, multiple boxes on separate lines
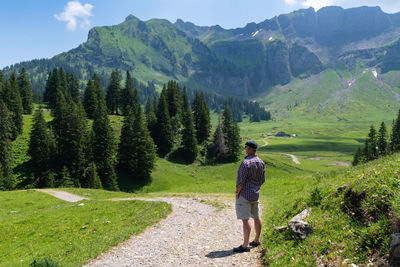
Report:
301,0,336,10
54,1,94,31
285,0,298,5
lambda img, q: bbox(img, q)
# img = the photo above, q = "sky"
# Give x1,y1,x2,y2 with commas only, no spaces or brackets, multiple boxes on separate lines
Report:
2,0,400,68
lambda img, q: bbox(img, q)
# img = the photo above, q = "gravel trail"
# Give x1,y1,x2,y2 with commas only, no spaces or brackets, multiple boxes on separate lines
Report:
85,197,262,267
37,190,262,266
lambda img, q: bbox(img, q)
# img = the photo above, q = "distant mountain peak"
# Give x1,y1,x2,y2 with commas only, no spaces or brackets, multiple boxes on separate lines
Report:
125,14,140,22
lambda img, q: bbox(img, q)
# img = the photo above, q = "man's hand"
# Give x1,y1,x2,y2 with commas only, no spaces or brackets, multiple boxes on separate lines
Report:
236,185,243,199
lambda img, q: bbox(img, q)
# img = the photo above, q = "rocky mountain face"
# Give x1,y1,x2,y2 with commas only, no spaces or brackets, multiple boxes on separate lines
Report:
4,6,400,99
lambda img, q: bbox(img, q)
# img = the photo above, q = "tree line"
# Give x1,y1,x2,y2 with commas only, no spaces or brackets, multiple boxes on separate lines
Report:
352,109,400,166
0,68,243,191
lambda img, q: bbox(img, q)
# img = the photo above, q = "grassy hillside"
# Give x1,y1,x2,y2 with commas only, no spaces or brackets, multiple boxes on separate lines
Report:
262,153,400,266
255,67,400,124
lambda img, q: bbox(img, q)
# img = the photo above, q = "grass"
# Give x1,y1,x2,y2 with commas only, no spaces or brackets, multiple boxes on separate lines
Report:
0,189,171,266
261,153,400,266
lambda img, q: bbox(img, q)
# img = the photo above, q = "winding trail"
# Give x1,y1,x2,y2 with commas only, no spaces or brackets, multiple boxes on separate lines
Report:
37,190,262,267
282,153,301,165
260,138,301,164
35,189,88,202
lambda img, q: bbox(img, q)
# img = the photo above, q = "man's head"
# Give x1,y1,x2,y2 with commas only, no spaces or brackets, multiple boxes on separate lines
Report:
245,141,258,156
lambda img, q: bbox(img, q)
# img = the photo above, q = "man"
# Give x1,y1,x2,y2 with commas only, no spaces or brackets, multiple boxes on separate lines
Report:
233,140,266,253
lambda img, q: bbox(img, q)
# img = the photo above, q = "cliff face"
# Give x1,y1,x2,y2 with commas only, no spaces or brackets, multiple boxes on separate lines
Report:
4,6,400,98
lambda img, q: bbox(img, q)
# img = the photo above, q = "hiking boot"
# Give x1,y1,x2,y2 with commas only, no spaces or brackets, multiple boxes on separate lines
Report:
249,241,261,247
233,245,250,253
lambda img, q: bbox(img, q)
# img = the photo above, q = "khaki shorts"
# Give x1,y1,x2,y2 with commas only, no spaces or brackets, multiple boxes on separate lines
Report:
235,195,260,220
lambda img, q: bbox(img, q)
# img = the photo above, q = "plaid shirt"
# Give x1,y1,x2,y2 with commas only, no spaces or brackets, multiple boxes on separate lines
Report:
236,155,265,201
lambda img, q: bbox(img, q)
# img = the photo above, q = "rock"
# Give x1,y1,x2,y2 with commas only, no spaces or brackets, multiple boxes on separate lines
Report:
288,208,313,239
389,233,400,266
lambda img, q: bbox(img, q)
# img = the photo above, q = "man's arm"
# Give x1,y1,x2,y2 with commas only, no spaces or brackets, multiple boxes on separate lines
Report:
236,162,248,198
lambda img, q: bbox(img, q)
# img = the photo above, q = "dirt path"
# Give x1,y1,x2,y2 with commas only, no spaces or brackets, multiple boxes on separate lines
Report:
260,138,300,164
261,138,269,147
35,189,88,202
37,190,262,267
281,153,301,164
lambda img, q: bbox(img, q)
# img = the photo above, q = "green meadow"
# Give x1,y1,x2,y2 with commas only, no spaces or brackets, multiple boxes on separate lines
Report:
4,101,396,266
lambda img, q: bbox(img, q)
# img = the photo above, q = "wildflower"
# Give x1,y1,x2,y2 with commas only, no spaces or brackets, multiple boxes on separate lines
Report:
326,250,330,254
369,216,374,220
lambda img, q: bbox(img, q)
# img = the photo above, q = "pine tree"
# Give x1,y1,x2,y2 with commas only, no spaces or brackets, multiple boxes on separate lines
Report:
0,103,14,190
378,121,388,156
83,79,98,119
91,103,119,190
154,90,173,155
166,80,182,118
17,67,33,114
85,162,102,189
66,73,81,104
192,92,211,144
120,70,136,116
362,139,371,162
118,108,136,170
40,170,55,188
208,117,229,162
106,70,121,115
44,68,64,109
28,109,51,181
222,101,241,161
180,88,198,162
367,125,378,160
145,96,157,139
390,110,400,151
131,105,157,181
352,147,362,166
2,72,23,140
57,166,74,188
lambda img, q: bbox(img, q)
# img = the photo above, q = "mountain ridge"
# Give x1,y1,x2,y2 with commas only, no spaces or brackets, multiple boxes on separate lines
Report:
4,5,400,121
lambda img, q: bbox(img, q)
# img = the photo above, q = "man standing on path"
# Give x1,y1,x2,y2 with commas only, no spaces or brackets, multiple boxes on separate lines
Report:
234,141,266,253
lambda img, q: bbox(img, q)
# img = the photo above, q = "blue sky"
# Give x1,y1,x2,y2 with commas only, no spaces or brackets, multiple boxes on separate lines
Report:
2,0,400,68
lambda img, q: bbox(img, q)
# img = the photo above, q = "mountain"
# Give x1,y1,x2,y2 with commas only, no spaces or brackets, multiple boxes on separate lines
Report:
4,6,400,120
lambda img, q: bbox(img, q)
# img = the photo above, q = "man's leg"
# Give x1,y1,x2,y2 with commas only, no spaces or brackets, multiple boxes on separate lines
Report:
253,218,262,243
242,219,251,247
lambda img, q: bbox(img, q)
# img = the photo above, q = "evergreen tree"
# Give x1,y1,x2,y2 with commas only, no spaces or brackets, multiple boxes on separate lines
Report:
222,101,241,161
85,162,102,189
44,68,62,109
17,67,33,114
83,79,98,119
0,103,14,190
166,80,182,118
154,90,173,155
28,109,51,182
120,70,136,116
40,170,55,188
118,108,136,170
367,125,378,160
180,88,198,162
2,72,23,140
378,121,388,156
390,110,400,151
145,96,157,139
131,105,157,181
192,92,211,144
57,166,74,188
66,72,81,104
362,139,371,162
352,147,362,166
208,117,229,162
106,70,121,115
91,103,119,190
